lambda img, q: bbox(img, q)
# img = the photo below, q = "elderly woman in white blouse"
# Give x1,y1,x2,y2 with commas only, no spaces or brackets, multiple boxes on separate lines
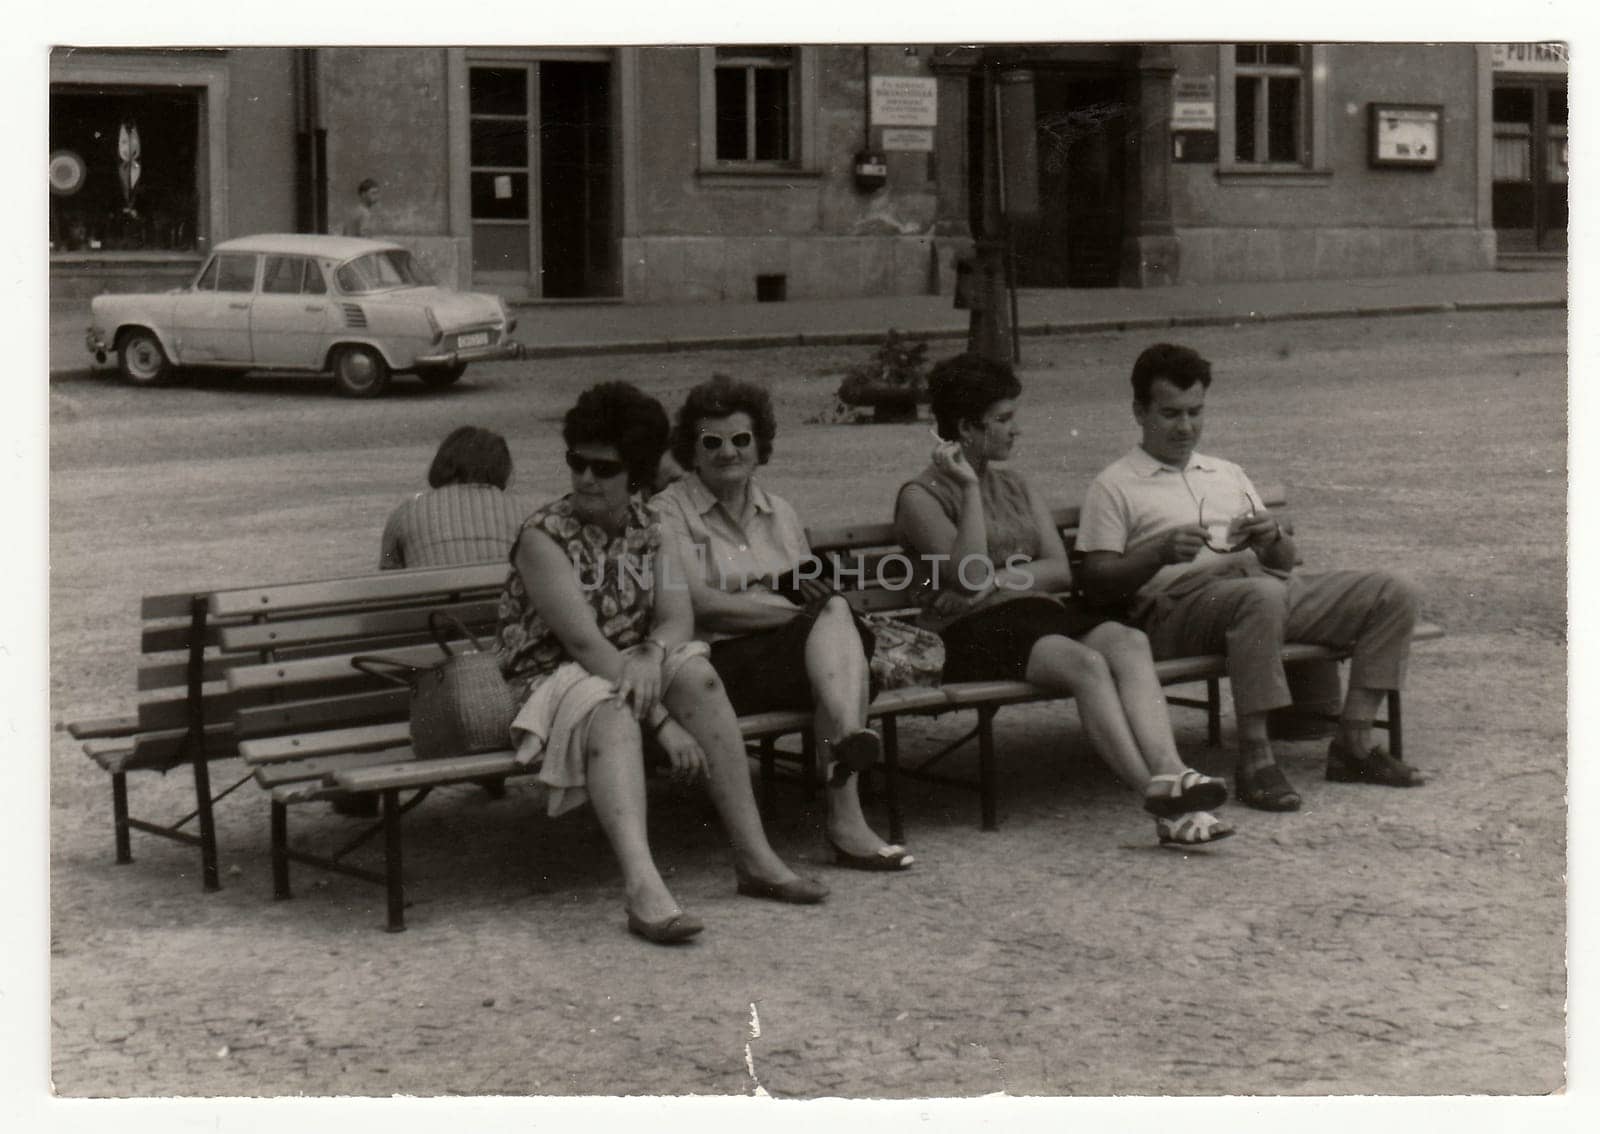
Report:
650,375,912,872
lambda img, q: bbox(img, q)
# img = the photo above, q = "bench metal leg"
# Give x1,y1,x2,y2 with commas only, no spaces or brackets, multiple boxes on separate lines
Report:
1387,691,1404,762
191,752,220,893
111,773,132,864
881,715,904,846
1206,678,1223,748
977,706,998,831
759,736,777,820
383,789,406,933
270,800,291,900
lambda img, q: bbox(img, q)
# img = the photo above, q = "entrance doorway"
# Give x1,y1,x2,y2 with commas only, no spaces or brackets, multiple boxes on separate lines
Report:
468,57,616,298
1014,73,1128,288
1492,79,1567,253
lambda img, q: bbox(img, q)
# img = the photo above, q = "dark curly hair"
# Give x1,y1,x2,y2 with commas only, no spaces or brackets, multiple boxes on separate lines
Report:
427,425,512,490
1130,343,1212,405
670,374,778,470
927,353,1023,441
563,381,670,493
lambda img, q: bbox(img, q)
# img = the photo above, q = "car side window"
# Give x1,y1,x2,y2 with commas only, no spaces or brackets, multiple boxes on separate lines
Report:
215,254,258,293
193,257,218,291
303,260,329,295
262,256,302,295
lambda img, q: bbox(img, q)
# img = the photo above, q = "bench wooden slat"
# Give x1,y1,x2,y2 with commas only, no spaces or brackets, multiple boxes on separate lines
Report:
140,592,203,619
334,750,520,792
225,642,457,693
239,721,411,765
233,688,409,739
66,713,139,740
139,655,247,691
217,599,500,653
252,747,420,788
141,623,232,653
85,722,237,774
208,563,506,618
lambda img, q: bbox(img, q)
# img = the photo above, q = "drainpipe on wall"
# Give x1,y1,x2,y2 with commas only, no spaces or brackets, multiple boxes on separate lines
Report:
294,48,329,233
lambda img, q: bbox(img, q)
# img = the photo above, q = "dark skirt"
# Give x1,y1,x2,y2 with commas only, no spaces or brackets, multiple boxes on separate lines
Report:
708,604,877,715
939,595,1117,683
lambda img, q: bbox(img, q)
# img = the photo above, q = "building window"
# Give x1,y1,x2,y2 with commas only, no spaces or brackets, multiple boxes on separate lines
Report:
698,46,818,176
1218,44,1329,177
713,47,794,161
49,85,203,252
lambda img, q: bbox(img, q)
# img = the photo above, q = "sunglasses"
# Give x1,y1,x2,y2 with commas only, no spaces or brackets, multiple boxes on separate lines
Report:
565,451,627,479
699,431,754,453
1197,496,1257,554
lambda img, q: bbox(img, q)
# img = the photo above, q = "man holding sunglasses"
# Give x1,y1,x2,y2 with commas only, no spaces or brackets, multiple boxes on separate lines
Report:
1076,343,1426,813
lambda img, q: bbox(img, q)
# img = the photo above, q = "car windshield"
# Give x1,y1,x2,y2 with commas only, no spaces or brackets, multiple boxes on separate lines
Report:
335,250,433,293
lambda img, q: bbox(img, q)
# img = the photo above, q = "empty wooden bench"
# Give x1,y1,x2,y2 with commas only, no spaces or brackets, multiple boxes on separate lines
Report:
65,564,509,892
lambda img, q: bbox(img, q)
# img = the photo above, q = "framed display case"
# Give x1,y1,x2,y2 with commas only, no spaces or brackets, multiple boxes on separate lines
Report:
1369,103,1442,168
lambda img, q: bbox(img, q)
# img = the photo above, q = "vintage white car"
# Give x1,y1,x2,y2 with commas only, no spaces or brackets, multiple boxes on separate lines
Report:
87,234,524,397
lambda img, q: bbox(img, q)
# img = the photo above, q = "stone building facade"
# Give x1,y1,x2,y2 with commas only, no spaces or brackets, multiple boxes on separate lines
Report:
52,43,1554,303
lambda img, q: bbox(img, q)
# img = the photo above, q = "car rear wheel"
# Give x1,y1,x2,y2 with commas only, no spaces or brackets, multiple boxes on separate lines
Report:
118,330,172,387
332,345,391,398
417,363,467,388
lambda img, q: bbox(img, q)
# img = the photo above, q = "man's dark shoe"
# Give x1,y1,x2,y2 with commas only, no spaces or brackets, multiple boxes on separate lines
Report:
1326,739,1427,787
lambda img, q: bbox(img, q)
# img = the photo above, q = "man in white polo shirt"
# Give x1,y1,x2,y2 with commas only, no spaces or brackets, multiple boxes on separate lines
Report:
1077,343,1424,813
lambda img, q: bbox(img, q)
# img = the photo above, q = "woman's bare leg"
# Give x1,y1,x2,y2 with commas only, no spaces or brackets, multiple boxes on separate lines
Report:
1024,635,1158,791
1077,622,1188,777
662,656,806,886
583,699,681,922
805,598,896,855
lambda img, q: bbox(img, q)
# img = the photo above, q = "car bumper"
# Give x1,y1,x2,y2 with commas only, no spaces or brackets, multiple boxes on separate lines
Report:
414,338,526,368
87,328,109,362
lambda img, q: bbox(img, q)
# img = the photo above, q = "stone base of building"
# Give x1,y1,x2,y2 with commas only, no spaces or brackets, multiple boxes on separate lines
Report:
1120,232,1182,288
620,235,946,304
1173,226,1495,284
50,255,204,301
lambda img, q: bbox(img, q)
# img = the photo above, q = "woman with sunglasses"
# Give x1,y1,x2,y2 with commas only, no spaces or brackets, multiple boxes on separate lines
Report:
894,354,1233,847
649,375,912,871
495,381,827,945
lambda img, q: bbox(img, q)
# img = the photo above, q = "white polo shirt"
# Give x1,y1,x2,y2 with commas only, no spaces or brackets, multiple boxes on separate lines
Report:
1078,445,1266,602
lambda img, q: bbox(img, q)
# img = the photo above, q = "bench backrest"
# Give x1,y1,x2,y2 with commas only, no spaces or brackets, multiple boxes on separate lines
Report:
129,564,508,770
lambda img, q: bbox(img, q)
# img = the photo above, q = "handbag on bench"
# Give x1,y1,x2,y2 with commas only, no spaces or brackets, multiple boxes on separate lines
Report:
351,611,516,760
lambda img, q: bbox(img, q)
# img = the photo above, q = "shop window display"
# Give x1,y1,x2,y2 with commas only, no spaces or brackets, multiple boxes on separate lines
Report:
49,87,201,253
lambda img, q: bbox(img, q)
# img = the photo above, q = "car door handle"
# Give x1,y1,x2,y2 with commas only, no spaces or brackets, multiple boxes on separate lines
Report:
228,302,249,310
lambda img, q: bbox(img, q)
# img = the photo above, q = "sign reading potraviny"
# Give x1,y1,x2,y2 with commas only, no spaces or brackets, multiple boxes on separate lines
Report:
871,75,938,127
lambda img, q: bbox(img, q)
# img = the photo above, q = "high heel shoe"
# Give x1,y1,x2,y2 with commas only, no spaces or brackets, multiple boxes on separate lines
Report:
625,908,704,944
828,838,915,871
734,870,829,905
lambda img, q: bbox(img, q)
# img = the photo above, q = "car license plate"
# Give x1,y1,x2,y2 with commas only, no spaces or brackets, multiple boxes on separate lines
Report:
457,331,490,349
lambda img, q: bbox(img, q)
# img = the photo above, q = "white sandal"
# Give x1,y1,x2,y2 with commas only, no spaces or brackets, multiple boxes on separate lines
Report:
1142,768,1228,818
1156,810,1236,847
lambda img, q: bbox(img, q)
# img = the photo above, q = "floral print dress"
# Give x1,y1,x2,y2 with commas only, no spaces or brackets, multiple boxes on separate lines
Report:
496,494,660,702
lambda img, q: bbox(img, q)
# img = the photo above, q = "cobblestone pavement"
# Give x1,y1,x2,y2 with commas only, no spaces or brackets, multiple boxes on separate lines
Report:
41,311,1568,1100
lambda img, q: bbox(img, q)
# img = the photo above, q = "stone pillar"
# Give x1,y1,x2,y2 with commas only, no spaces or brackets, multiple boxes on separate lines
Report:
1120,45,1181,287
928,48,978,294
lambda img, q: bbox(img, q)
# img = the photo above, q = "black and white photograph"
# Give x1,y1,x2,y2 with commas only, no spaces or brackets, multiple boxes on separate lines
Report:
9,2,1590,1127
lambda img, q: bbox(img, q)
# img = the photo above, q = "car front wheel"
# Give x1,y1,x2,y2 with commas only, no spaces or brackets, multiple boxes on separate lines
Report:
118,330,173,386
332,345,391,398
417,363,467,388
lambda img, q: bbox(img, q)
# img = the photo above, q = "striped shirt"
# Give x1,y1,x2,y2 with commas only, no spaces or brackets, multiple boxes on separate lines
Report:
378,483,531,570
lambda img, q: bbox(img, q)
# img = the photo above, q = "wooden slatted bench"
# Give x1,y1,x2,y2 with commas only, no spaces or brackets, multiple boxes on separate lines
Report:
64,564,509,892
70,483,1442,932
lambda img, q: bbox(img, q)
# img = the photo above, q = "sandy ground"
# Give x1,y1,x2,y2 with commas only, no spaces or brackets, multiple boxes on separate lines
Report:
44,311,1566,1098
